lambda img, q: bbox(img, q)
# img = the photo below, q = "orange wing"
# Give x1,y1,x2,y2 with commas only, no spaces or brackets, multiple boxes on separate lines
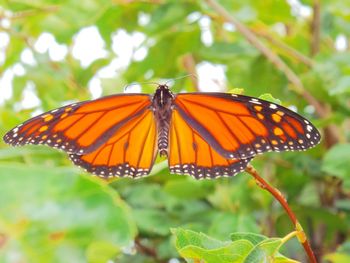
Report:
168,109,252,179
3,94,151,154
174,93,321,160
69,109,158,178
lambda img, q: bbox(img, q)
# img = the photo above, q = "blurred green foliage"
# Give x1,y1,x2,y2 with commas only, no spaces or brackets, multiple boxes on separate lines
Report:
0,0,349,262
173,228,299,263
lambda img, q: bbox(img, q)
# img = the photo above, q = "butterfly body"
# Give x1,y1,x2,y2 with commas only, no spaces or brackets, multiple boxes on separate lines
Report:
151,85,174,157
3,85,321,179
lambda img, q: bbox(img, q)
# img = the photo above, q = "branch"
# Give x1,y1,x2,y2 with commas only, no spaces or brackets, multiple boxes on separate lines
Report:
204,0,340,146
182,53,199,91
251,27,314,67
11,5,59,20
310,0,321,56
245,164,317,263
134,237,158,259
0,233,6,249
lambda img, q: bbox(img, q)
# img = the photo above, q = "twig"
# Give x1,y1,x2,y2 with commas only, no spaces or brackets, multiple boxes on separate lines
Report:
0,233,7,248
308,0,340,149
310,0,321,56
182,53,199,91
11,5,60,20
251,27,314,67
134,237,158,259
245,164,317,263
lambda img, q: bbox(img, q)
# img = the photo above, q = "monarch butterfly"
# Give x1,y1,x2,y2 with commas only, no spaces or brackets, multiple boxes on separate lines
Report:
3,85,321,179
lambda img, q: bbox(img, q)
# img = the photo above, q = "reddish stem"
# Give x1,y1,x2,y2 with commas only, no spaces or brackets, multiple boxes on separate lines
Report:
245,164,317,263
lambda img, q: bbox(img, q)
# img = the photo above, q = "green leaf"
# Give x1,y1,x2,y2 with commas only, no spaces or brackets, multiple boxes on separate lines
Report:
243,238,282,263
73,57,111,87
133,208,176,236
172,228,299,263
209,213,260,240
125,25,201,81
173,228,253,263
118,183,176,209
146,2,196,35
322,144,350,190
198,42,257,63
42,0,111,43
228,88,245,95
335,199,350,211
258,93,282,105
231,232,267,244
3,37,25,69
164,178,214,199
251,0,292,23
0,163,136,263
324,253,350,263
324,241,350,263
330,75,350,95
86,241,121,263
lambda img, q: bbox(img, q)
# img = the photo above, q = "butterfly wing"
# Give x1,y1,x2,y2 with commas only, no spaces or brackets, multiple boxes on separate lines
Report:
174,93,321,159
169,109,252,179
69,109,158,178
3,94,151,154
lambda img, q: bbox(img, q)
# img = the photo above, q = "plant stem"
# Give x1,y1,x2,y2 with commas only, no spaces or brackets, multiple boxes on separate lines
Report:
310,0,321,57
134,237,158,260
251,27,314,67
245,164,317,263
182,54,200,91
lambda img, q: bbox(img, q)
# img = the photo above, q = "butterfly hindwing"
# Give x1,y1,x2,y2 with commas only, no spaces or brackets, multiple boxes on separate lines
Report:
174,93,321,160
69,109,158,178
3,94,152,154
169,109,252,179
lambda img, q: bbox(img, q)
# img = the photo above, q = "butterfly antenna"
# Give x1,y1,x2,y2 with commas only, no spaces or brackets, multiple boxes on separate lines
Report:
165,73,198,86
124,82,160,92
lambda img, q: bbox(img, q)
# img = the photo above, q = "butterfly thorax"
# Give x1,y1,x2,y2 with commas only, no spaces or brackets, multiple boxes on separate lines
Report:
152,85,174,157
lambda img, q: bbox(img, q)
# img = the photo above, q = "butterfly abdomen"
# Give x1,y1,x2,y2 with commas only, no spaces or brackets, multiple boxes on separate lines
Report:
158,121,170,157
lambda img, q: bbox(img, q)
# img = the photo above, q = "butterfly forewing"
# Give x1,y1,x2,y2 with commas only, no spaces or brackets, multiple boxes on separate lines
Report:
3,94,152,154
174,93,321,160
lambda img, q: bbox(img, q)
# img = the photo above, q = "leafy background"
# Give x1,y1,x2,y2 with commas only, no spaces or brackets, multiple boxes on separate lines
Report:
0,0,349,262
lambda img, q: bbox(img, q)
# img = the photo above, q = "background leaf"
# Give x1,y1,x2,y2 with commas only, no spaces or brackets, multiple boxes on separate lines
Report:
0,163,136,263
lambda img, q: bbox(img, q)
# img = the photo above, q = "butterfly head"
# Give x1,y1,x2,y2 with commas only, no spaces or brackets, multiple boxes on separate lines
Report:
153,84,174,108
157,84,170,92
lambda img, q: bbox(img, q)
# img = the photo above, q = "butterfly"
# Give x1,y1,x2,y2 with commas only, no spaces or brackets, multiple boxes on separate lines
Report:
3,85,321,179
